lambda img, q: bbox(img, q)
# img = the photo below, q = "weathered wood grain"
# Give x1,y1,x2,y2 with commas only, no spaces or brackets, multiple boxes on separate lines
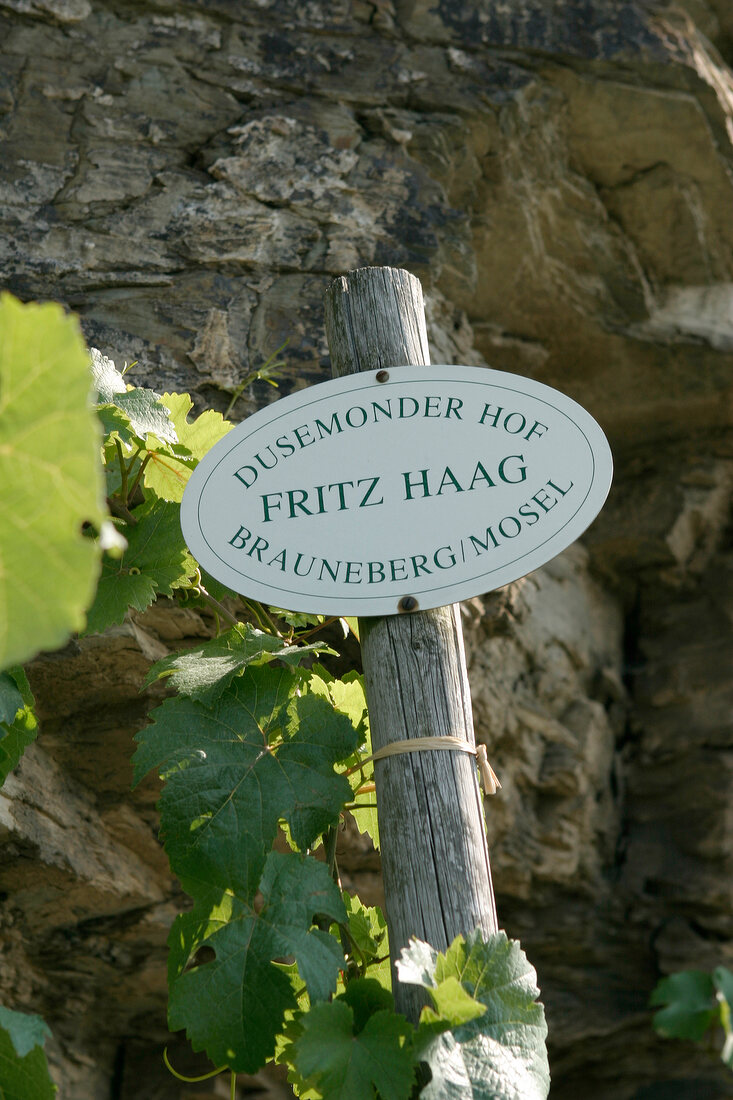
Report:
324,266,498,1023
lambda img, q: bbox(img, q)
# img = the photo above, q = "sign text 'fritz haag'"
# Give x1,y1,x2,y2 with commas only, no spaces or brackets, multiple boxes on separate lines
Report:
180,365,613,616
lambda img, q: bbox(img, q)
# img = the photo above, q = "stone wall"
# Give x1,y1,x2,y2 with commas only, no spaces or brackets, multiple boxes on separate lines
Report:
1,0,733,1096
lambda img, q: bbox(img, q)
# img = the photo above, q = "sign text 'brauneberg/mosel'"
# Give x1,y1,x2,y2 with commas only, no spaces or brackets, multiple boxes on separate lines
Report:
180,365,613,615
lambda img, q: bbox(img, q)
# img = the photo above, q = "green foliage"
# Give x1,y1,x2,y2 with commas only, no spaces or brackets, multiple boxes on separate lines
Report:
132,653,378,1077
86,497,197,633
143,392,230,503
650,970,718,1040
0,295,104,672
167,853,346,1072
224,338,289,419
0,1007,51,1059
651,966,733,1071
86,354,233,634
341,893,390,990
289,1000,415,1100
143,623,330,701
716,968,733,1069
398,931,550,1099
0,669,37,786
0,673,24,726
280,930,548,1100
0,315,551,1100
133,666,359,893
420,976,487,1031
91,348,178,445
0,1006,56,1098
311,665,378,849
87,352,256,642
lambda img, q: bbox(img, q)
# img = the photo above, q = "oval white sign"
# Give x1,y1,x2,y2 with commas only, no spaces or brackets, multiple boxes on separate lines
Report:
181,365,613,616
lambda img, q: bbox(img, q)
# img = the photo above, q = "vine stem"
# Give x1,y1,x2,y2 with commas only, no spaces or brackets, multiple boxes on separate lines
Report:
242,598,282,637
163,1047,227,1082
128,452,151,500
313,826,342,940
297,615,340,641
196,583,239,628
344,759,371,778
224,339,289,418
124,443,143,474
718,990,733,1064
324,824,339,883
338,921,369,977
114,439,129,505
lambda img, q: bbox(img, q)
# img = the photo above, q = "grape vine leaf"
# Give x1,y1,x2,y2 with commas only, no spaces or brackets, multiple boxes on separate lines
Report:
714,966,733,1005
167,852,346,1074
419,978,487,1032
0,295,104,671
90,348,126,403
86,566,157,633
314,670,377,850
85,497,197,634
0,673,24,725
0,669,37,786
143,392,231,502
271,959,315,1089
290,999,415,1100
339,978,395,1033
328,674,369,735
133,665,359,895
309,670,377,846
270,610,324,631
0,1005,56,1099
0,1007,51,1058
310,668,368,731
397,931,550,1100
115,389,179,446
143,623,329,702
348,785,379,851
96,404,138,449
649,970,718,1041
91,349,179,447
341,893,391,991
714,968,733,1067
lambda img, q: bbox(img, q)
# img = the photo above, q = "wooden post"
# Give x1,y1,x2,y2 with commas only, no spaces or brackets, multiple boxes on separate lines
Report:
324,266,498,1023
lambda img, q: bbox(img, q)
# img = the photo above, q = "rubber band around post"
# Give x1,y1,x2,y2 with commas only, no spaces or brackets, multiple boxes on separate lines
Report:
348,736,501,796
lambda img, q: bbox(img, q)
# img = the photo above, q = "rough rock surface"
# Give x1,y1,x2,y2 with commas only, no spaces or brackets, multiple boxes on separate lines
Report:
2,0,733,1097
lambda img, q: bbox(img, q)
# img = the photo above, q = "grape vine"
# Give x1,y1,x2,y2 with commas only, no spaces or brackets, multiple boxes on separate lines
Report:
651,967,733,1073
0,295,550,1099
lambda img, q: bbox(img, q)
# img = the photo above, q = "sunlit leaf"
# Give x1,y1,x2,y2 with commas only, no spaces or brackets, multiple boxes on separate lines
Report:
0,1005,56,1099
342,893,390,991
0,668,37,785
91,349,179,446
398,931,550,1100
0,295,104,670
144,392,231,502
